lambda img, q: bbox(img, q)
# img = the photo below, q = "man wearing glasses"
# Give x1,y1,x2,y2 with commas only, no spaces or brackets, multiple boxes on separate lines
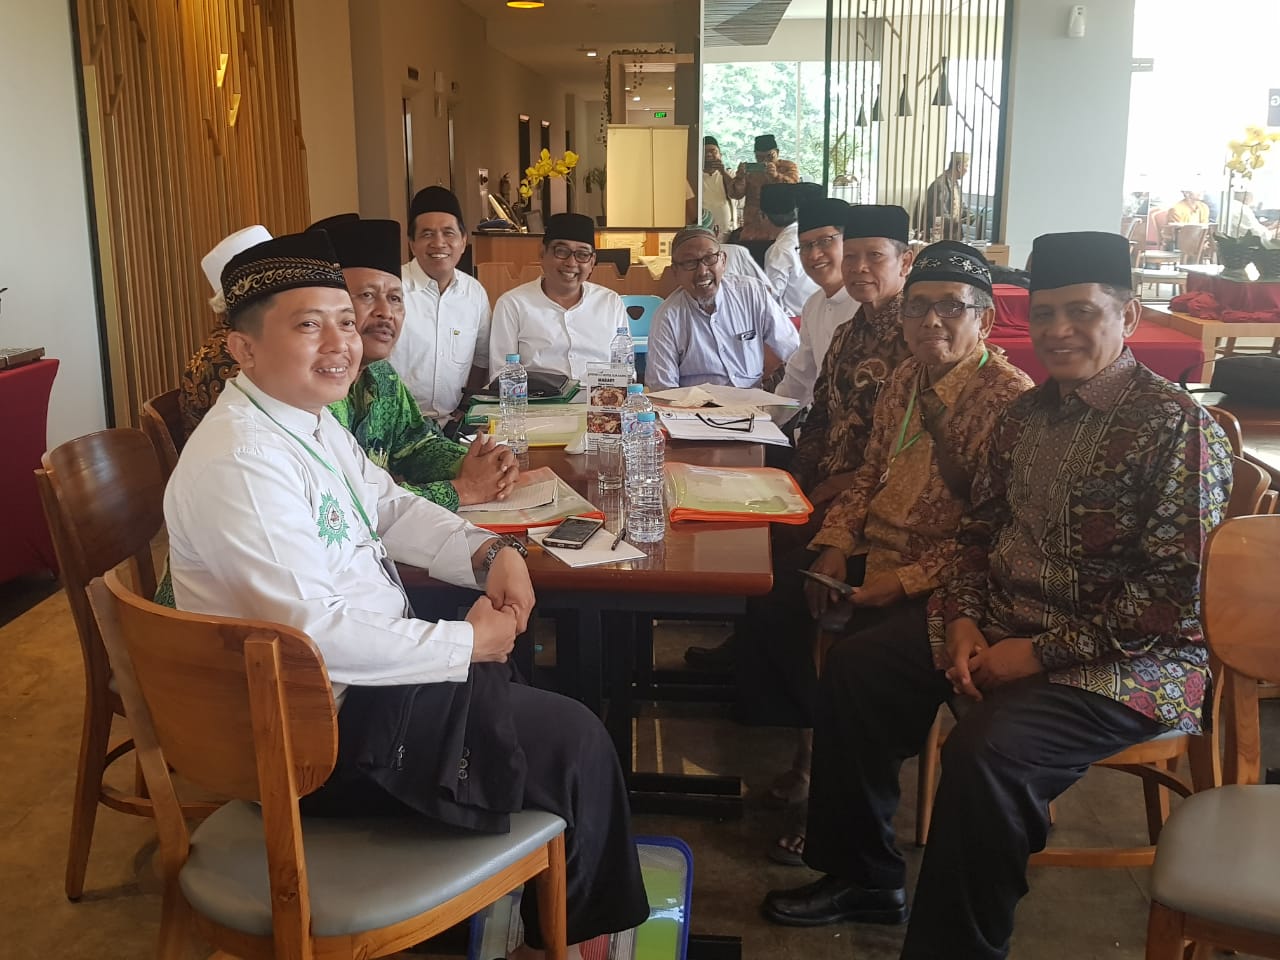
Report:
644,227,799,391
488,212,628,382
774,196,855,406
392,186,492,425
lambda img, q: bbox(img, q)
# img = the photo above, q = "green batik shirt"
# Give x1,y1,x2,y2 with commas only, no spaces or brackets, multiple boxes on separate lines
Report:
328,360,468,512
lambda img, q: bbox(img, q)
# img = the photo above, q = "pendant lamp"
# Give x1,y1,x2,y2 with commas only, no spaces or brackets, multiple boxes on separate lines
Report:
856,102,867,127
870,84,882,121
932,56,953,107
896,72,913,117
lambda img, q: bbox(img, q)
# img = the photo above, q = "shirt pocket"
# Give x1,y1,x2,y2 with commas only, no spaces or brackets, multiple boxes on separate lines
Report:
448,326,474,366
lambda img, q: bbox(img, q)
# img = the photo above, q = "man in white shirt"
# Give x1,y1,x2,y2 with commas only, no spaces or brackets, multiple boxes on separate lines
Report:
762,183,821,317
168,231,648,959
1226,190,1274,239
722,242,770,284
391,186,491,423
702,136,735,237
645,227,800,390
775,196,855,405
489,213,628,382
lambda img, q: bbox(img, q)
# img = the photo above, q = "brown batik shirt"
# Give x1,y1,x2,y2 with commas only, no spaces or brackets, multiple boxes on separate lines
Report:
791,293,910,493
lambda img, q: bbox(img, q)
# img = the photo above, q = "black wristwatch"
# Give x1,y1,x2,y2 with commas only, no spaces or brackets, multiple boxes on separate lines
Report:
481,534,528,572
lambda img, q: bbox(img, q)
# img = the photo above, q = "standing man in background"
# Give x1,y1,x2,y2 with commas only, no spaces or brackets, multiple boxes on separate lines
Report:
703,136,736,238
923,152,970,241
729,134,801,244
392,186,492,425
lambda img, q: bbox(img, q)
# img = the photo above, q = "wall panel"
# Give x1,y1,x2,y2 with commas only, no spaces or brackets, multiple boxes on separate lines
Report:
76,0,310,426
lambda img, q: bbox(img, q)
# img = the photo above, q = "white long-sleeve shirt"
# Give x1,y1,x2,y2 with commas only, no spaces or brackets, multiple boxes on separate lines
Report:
488,278,628,382
644,274,800,390
390,260,491,421
166,373,494,701
764,222,820,316
775,285,855,406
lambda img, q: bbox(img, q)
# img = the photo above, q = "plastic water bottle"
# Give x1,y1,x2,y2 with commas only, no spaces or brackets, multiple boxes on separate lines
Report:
619,383,652,436
624,411,665,543
610,323,636,382
498,353,528,456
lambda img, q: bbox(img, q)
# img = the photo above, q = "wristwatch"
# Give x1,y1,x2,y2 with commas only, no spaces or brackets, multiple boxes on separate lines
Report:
481,534,528,572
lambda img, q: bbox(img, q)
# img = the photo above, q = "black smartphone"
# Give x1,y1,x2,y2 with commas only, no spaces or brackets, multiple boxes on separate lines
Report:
542,516,604,550
798,568,854,597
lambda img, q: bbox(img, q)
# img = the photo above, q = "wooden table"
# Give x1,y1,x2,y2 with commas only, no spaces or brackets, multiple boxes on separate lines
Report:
1145,305,1280,381
400,440,774,817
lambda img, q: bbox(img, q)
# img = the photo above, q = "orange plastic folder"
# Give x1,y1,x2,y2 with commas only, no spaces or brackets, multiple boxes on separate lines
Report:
665,462,814,525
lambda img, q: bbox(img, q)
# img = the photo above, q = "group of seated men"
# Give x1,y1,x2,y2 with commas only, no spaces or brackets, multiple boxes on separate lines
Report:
164,175,1233,958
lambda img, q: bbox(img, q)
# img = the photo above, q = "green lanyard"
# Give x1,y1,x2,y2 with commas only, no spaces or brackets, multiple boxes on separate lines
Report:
231,381,380,542
882,349,988,483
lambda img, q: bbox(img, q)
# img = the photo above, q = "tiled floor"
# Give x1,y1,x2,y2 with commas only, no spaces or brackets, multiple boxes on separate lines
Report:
1,596,1273,959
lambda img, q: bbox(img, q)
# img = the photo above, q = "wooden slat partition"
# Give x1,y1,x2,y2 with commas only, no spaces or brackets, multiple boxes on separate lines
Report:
76,0,310,428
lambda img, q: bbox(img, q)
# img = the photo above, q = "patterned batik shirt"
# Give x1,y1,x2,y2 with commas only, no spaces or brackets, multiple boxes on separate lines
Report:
931,349,1233,733
328,361,468,512
809,343,1033,596
179,322,237,437
791,293,910,493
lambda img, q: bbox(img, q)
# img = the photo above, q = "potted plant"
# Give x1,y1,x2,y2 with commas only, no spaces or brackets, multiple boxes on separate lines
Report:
829,132,855,187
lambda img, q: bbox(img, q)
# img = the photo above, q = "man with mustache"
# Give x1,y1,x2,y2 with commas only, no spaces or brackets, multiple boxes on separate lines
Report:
488,213,628,382
644,227,799,391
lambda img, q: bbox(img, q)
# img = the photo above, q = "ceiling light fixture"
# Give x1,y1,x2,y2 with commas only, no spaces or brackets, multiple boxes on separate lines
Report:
506,0,544,8
586,49,597,57
667,85,673,91
896,72,913,117
632,95,641,102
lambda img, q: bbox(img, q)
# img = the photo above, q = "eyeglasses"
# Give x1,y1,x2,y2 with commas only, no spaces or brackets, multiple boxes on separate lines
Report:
674,252,725,272
902,299,982,320
797,233,842,255
696,413,755,432
549,244,595,264
416,228,461,242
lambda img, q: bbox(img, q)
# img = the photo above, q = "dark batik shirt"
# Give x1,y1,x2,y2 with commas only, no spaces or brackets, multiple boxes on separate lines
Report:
931,349,1233,733
791,293,910,493
179,322,237,438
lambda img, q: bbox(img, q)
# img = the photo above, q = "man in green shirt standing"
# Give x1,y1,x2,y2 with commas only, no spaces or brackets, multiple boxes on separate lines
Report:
323,217,517,510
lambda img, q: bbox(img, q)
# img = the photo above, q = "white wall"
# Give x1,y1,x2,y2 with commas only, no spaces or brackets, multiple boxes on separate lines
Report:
1002,0,1136,264
1,1,105,446
295,0,361,218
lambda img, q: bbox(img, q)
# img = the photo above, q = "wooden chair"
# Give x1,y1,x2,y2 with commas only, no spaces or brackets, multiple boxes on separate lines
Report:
913,456,1271,859
1206,406,1244,456
140,387,185,479
1145,514,1280,960
36,428,221,900
88,569,569,960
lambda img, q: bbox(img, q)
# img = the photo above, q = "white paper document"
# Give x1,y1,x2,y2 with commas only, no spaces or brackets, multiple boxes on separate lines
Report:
647,384,802,409
458,476,558,514
527,526,646,567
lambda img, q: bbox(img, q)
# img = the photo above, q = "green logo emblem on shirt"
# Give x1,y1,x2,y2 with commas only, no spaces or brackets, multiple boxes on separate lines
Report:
317,492,349,547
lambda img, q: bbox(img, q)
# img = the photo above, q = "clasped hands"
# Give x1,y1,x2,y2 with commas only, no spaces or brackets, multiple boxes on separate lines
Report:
944,618,1042,701
452,434,519,506
466,545,535,663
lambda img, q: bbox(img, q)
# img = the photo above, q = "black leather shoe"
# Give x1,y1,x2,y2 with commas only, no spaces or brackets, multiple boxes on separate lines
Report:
683,635,736,672
762,875,907,927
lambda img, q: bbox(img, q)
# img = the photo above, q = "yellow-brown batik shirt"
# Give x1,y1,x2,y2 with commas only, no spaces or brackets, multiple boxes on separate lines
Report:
810,343,1033,596
932,350,1233,733
791,293,910,493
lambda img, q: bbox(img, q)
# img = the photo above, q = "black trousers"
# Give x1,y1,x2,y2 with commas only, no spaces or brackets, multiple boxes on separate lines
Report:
803,604,1165,960
309,684,649,948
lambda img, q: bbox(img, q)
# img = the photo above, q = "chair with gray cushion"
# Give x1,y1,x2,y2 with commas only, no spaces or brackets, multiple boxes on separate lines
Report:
1145,514,1280,960
88,569,568,960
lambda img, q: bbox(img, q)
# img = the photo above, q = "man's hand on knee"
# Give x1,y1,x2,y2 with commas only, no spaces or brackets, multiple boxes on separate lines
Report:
944,617,988,701
968,638,1042,693
485,547,536,632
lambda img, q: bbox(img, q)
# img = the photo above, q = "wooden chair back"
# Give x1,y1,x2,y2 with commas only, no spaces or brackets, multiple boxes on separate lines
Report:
1201,515,1280,787
1227,456,1270,518
1176,224,1211,264
37,429,166,666
140,388,185,478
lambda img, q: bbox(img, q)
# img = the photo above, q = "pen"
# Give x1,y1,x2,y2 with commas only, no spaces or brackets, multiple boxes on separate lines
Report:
610,517,628,550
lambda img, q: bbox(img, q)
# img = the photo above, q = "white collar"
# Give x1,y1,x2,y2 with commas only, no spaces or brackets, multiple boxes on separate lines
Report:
402,257,459,295
231,372,325,436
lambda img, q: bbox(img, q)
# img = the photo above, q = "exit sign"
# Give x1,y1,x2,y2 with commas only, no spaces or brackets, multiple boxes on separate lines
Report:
653,111,668,119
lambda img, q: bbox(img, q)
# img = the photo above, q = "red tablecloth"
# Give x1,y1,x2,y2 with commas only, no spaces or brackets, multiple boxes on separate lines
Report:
990,288,1204,384
0,359,59,582
1187,273,1280,313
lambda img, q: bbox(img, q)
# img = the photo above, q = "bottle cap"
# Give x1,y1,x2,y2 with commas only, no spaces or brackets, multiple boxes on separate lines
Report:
505,353,520,363
636,411,657,422
627,383,644,394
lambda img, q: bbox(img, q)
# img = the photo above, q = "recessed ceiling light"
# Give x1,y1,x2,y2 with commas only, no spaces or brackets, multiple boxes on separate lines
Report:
667,85,673,91
624,86,630,91
506,0,544,8
586,49,598,57
633,95,641,102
